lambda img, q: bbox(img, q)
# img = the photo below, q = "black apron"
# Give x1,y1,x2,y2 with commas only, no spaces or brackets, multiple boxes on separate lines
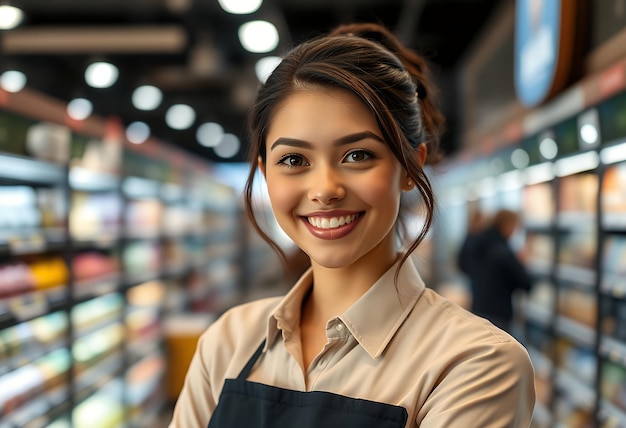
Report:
207,340,408,428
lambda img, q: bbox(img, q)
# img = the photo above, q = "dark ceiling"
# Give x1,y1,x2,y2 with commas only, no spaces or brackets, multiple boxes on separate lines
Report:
1,0,501,163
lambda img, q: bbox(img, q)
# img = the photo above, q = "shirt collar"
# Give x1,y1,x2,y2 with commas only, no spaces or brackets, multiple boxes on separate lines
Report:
341,258,425,358
265,267,314,350
265,258,425,358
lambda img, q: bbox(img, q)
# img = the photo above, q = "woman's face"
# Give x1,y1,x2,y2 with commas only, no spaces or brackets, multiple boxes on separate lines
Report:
262,87,410,271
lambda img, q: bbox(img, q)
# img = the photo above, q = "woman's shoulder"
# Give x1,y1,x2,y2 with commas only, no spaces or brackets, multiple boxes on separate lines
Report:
417,287,525,347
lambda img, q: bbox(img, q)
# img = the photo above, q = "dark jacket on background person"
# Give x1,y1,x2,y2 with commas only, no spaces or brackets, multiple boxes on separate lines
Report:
458,225,532,331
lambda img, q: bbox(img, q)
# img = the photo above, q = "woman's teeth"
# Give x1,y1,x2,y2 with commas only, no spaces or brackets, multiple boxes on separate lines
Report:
308,214,359,229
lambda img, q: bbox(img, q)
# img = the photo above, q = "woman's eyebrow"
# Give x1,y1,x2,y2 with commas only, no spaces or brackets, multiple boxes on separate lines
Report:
269,131,384,151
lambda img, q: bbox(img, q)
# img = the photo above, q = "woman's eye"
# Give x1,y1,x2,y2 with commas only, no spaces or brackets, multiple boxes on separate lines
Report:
278,154,308,168
344,150,374,163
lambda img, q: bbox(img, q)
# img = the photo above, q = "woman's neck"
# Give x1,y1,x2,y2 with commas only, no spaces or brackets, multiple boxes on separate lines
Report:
306,251,399,320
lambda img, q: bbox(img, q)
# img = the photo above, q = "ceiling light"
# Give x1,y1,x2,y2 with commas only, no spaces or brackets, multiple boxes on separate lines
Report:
538,137,558,160
577,108,600,147
238,20,279,53
197,122,224,147
0,5,23,30
126,121,150,144
218,0,262,14
213,133,240,158
67,98,93,121
579,123,598,145
85,61,119,88
511,148,529,169
0,70,26,92
132,85,162,111
255,56,282,83
165,104,196,130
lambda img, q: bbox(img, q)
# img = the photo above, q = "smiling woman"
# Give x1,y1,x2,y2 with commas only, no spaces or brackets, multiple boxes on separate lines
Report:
169,22,536,428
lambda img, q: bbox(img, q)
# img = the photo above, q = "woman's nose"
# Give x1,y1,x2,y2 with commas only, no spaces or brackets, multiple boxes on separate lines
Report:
308,167,346,205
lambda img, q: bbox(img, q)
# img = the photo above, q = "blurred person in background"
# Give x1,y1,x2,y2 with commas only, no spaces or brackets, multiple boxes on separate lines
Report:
457,208,487,280
458,209,532,335
170,23,535,428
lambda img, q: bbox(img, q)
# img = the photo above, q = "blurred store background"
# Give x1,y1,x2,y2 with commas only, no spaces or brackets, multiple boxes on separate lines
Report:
1,0,626,427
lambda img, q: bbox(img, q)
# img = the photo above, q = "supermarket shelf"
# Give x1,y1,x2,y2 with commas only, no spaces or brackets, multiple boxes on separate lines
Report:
602,213,626,231
554,369,596,410
528,346,553,379
0,286,69,329
555,265,596,289
0,383,70,428
527,260,552,277
524,301,553,327
74,273,122,302
554,315,596,348
0,90,246,428
0,227,66,255
601,273,626,298
599,336,626,366
74,351,125,405
598,399,626,427
0,154,65,185
69,167,120,192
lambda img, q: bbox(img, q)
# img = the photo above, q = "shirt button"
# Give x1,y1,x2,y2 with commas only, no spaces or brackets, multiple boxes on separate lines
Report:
335,323,344,331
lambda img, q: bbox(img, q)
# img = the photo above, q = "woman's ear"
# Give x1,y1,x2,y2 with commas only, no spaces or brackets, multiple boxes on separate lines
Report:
258,156,266,176
417,143,427,167
401,144,428,191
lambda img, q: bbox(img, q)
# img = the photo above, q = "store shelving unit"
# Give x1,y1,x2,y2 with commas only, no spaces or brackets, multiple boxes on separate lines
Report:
436,90,626,428
0,93,244,427
0,146,72,427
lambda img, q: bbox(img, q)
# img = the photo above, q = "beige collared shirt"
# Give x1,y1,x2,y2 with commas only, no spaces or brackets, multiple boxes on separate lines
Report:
170,259,535,427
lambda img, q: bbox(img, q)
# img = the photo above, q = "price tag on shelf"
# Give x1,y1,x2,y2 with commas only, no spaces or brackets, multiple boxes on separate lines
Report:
9,292,48,321
7,234,46,255
47,286,69,305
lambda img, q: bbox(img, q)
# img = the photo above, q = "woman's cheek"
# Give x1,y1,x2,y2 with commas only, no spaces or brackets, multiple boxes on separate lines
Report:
267,178,297,220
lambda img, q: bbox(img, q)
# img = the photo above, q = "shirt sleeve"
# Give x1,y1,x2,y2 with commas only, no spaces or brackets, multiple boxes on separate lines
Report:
169,332,216,428
417,339,536,427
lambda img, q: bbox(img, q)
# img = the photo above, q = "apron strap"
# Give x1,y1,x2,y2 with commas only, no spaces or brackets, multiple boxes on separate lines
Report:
237,339,266,380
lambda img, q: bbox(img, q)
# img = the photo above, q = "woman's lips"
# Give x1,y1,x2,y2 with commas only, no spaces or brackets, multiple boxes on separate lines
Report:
301,212,363,240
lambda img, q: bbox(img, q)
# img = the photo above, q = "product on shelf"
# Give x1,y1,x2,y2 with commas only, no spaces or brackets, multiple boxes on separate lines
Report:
72,379,124,428
72,293,124,335
70,192,122,241
557,226,597,270
602,163,626,222
0,186,41,232
123,241,162,279
29,257,69,291
72,251,120,282
72,322,124,377
558,173,598,216
525,233,554,270
26,121,71,164
125,199,163,237
523,183,554,225
0,347,70,420
603,236,626,275
0,262,35,298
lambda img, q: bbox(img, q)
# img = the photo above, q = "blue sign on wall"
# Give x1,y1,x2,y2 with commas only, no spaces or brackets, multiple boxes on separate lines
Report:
514,0,562,107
